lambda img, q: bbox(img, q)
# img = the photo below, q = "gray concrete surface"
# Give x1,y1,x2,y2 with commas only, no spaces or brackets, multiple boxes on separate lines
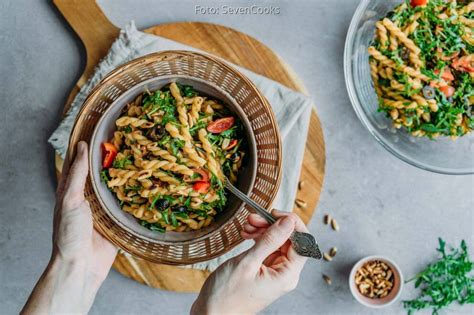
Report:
1,0,473,314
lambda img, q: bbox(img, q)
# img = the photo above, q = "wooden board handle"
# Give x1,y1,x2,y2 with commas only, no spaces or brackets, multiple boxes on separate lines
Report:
53,0,120,83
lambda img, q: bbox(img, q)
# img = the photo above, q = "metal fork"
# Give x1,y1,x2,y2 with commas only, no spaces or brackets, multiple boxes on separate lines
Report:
224,177,322,259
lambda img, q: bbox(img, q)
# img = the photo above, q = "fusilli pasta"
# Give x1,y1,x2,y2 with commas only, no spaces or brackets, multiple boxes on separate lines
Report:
100,83,247,232
368,0,473,139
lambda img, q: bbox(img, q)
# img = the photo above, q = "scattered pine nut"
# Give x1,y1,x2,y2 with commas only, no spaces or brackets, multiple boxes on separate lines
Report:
324,214,331,225
298,180,305,190
331,218,339,231
323,274,332,285
323,253,333,261
329,247,338,257
295,198,307,209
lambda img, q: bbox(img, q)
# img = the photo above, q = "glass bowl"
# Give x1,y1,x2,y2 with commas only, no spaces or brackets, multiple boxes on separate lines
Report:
344,0,473,175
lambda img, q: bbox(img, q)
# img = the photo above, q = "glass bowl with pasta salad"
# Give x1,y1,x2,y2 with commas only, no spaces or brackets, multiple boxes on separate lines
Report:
90,77,258,243
344,0,473,174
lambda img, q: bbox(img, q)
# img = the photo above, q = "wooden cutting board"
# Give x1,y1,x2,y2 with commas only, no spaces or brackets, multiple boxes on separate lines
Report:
53,0,326,293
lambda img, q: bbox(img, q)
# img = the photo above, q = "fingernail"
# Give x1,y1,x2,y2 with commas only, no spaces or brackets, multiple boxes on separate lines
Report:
278,217,295,231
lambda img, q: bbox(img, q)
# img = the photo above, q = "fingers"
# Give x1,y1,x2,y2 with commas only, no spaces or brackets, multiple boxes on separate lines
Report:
272,210,309,233
244,215,296,265
241,228,266,240
56,151,73,198
248,214,270,228
240,214,270,239
62,141,89,208
241,211,308,240
243,210,309,272
271,210,309,271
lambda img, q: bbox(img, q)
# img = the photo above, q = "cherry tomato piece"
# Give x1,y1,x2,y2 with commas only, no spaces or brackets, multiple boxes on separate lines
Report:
452,56,474,73
434,68,454,82
226,139,238,150
193,168,210,182
207,117,235,134
193,181,210,193
102,142,117,168
439,85,455,98
410,0,428,7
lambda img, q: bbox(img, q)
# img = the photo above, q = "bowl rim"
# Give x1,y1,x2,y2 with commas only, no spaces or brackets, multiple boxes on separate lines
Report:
348,255,404,308
343,0,473,176
89,74,259,245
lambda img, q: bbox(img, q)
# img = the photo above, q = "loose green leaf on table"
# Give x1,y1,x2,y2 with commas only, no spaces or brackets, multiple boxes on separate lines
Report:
403,238,474,315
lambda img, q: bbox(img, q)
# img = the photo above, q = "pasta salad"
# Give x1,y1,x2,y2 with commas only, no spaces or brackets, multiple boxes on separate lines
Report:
100,83,246,232
368,0,473,139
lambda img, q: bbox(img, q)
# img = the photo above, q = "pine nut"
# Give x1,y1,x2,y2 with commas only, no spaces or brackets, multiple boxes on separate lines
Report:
324,214,331,225
295,198,307,209
354,260,395,299
298,180,305,190
323,274,332,285
323,253,333,261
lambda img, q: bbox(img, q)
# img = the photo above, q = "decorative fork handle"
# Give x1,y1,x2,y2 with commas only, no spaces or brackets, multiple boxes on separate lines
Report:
224,178,322,259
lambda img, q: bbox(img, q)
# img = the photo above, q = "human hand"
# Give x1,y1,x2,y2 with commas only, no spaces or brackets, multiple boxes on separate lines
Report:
191,210,308,315
53,141,117,278
22,141,117,314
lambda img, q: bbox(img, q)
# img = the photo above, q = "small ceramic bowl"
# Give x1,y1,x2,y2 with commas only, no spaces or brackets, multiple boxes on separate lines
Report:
349,255,404,308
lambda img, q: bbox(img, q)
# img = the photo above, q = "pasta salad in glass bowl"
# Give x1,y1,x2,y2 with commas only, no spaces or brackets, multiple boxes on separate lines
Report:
344,0,473,174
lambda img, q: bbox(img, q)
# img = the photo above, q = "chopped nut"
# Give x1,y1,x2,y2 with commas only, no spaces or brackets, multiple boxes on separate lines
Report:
323,274,332,285
295,198,307,209
330,218,339,231
298,180,305,190
355,260,395,299
329,247,338,257
323,253,333,261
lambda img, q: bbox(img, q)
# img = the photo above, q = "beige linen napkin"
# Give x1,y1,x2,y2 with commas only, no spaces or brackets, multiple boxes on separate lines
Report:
48,21,313,271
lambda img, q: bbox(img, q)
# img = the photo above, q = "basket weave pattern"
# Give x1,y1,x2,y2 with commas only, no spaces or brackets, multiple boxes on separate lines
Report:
68,51,282,264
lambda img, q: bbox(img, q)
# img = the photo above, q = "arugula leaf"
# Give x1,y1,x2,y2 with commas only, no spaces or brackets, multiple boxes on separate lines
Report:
142,90,177,124
125,185,141,193
189,120,207,136
158,135,171,146
184,196,191,208
175,212,189,219
163,195,176,203
176,83,197,97
194,210,208,218
149,194,162,210
162,210,170,224
170,138,185,156
420,123,447,133
140,220,165,233
222,159,233,177
121,125,132,134
100,169,110,183
220,126,238,138
112,155,133,169
468,118,474,130
403,238,474,315
170,212,178,227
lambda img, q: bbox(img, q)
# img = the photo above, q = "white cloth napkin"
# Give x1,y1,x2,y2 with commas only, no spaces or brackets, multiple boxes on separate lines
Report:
48,21,312,271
